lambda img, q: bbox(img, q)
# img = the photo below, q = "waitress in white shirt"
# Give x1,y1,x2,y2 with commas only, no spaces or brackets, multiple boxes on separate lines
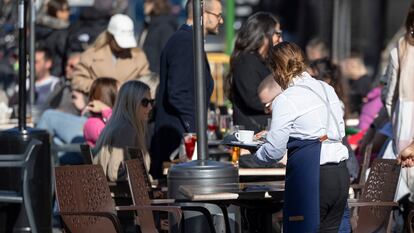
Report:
254,42,349,232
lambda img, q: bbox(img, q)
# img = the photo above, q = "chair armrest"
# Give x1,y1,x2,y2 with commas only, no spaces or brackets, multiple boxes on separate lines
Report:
348,198,357,203
150,199,176,204
0,154,26,161
115,205,182,223
347,201,398,208
0,160,25,167
60,210,122,232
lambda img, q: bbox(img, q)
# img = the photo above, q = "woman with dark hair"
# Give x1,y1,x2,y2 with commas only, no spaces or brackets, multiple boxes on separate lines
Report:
94,80,153,181
227,12,282,132
254,42,349,232
83,77,119,147
138,0,177,74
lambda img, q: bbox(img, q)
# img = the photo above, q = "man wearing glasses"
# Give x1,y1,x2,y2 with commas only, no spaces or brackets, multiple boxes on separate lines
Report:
151,0,223,178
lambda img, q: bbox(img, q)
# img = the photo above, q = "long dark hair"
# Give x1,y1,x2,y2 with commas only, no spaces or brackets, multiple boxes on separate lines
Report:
95,80,151,153
225,12,279,99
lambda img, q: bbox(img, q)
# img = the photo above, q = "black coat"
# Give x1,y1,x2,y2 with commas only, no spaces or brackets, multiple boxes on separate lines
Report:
151,24,214,178
231,52,271,133
36,24,68,77
140,15,177,74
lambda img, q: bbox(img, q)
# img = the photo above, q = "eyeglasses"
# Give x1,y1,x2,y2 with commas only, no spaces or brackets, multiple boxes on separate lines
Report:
205,10,223,21
141,98,155,107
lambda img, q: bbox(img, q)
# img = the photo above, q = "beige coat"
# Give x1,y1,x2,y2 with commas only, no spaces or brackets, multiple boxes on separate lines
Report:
92,122,151,182
70,44,150,93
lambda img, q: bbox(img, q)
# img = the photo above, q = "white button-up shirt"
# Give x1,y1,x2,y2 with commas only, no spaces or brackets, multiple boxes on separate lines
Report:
255,72,349,165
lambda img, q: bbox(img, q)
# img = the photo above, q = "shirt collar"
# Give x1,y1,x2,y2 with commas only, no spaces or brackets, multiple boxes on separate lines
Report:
289,71,310,87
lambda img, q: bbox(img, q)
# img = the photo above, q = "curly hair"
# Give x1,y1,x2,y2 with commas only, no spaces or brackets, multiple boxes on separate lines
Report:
268,42,306,90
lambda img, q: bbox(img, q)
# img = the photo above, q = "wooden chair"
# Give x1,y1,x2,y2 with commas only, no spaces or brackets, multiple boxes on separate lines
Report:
351,143,373,198
125,148,223,233
54,164,183,233
408,209,414,233
349,158,401,233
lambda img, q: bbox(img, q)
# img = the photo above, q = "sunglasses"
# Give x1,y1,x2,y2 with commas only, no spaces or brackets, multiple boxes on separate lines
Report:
141,98,155,107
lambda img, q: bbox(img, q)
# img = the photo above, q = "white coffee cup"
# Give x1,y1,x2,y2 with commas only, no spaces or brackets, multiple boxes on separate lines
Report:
234,130,254,144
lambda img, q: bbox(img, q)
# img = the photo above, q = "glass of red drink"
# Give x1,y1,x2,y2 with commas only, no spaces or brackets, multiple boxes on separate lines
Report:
183,133,197,160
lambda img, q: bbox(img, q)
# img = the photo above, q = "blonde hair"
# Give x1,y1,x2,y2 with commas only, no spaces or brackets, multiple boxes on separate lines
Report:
268,42,307,89
91,31,113,51
138,73,160,99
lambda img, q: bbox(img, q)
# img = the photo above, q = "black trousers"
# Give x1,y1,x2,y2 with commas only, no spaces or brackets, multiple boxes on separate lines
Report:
319,161,350,233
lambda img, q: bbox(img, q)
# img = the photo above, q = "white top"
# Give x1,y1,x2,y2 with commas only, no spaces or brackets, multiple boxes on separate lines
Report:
255,72,349,165
35,75,59,90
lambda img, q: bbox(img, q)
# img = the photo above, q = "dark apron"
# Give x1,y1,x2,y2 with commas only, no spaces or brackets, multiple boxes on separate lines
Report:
283,137,321,233
283,81,343,232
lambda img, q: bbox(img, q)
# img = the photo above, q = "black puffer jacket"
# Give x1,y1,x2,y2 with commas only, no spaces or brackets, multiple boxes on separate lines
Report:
35,16,69,77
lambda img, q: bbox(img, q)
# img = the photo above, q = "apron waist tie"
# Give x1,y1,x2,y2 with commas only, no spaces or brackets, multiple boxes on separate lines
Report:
319,134,343,143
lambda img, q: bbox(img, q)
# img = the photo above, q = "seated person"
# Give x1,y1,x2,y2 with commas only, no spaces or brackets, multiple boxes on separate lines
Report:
93,80,154,181
34,46,60,108
238,74,284,168
83,77,119,147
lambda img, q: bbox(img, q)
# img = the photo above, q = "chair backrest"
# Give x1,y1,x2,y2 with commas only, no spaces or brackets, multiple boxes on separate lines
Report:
125,148,157,233
355,158,401,233
80,143,93,164
55,164,119,233
359,143,373,186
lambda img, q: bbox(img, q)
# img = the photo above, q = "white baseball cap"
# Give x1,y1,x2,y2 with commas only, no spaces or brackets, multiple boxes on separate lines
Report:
107,14,137,49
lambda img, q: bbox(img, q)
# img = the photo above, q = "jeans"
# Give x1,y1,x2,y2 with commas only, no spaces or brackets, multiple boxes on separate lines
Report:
36,109,87,144
338,204,351,233
37,109,87,165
